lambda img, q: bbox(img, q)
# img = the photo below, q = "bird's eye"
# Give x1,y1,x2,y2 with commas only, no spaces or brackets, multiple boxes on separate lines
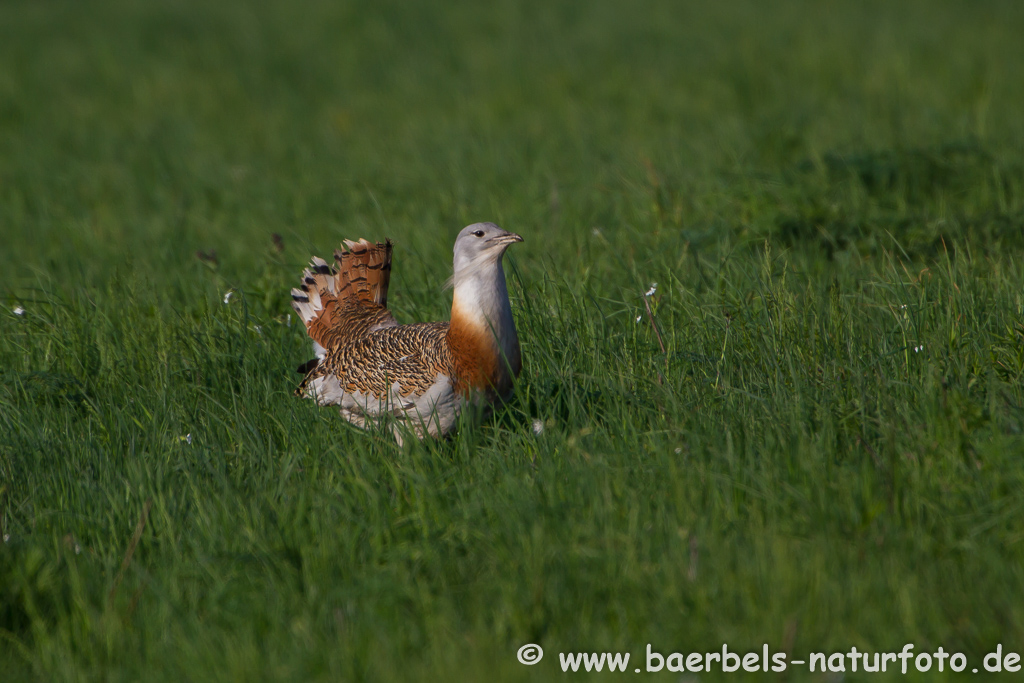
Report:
473,230,485,237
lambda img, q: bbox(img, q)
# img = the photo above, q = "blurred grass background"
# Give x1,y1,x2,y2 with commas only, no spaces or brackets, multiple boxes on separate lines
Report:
2,0,1024,680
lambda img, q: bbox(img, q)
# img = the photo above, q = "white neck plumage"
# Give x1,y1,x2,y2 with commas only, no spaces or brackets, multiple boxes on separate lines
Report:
453,258,515,339
450,255,520,378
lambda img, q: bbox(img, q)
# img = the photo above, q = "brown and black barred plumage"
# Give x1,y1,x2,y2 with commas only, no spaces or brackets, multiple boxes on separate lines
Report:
290,224,524,443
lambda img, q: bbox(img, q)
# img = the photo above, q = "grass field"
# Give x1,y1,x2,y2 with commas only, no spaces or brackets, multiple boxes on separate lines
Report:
2,0,1024,680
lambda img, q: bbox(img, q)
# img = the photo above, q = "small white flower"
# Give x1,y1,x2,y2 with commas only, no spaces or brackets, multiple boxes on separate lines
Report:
223,291,233,304
645,283,657,297
12,306,25,316
900,305,907,310
914,345,924,353
2,534,9,543
254,325,262,335
635,315,642,323
180,433,192,445
74,543,81,554
532,419,544,435
591,227,602,237
675,447,682,454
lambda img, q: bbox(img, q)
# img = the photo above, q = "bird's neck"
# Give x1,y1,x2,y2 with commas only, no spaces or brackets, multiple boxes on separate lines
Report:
447,259,521,395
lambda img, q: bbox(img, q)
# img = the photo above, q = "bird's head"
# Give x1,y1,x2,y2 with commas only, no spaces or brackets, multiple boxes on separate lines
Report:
452,222,523,276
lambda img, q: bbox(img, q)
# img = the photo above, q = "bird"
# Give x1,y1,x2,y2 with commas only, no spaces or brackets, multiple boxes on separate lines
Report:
290,222,523,444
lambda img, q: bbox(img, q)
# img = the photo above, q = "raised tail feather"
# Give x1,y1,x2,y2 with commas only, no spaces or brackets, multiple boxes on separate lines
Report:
290,256,338,356
334,238,393,307
291,239,398,382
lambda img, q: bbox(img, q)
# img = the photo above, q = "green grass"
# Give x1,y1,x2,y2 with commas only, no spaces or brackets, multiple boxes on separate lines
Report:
2,0,1024,680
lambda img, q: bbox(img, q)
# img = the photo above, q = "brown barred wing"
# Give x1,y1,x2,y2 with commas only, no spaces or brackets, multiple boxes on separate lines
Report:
299,322,454,409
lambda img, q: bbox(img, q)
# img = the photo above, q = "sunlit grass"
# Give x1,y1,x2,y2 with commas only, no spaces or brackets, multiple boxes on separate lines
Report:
2,0,1024,680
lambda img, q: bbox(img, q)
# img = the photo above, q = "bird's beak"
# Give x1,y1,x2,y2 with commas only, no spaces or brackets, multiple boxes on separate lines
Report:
489,231,524,246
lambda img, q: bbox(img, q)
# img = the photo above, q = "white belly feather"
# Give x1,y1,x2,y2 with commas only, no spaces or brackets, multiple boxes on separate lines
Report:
307,372,465,444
